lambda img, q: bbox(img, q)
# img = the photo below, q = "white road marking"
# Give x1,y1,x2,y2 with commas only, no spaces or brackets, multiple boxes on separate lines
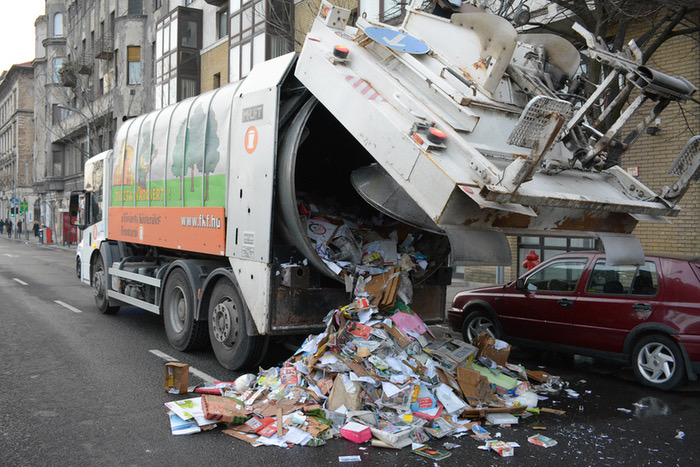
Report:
4,254,19,257
13,278,28,286
54,300,82,313
149,349,178,361
149,349,217,383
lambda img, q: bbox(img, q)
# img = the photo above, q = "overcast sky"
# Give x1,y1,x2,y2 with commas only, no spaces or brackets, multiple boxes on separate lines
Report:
0,1,46,74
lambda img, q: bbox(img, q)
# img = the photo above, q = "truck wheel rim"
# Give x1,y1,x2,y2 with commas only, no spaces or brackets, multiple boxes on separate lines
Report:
93,268,105,300
467,318,495,341
637,342,675,384
168,286,187,333
212,299,238,347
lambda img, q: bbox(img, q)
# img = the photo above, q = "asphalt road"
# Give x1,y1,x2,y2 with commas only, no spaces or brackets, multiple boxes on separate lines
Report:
1,236,698,466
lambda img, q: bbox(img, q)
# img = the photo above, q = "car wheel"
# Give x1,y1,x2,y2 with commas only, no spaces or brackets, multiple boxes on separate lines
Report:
631,334,685,390
461,309,500,343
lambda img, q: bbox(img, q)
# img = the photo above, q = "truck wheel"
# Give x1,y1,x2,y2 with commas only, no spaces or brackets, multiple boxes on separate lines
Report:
461,309,500,343
632,334,685,390
209,280,268,370
92,256,119,315
163,269,208,351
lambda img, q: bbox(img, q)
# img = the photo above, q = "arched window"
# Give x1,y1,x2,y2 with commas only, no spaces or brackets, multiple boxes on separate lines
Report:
53,13,64,37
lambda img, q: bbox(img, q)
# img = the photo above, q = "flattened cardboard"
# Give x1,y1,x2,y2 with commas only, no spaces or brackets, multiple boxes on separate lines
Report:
164,362,189,394
364,268,400,310
201,395,247,424
457,366,493,406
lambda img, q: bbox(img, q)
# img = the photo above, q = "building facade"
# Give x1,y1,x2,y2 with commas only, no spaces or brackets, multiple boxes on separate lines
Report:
0,62,36,234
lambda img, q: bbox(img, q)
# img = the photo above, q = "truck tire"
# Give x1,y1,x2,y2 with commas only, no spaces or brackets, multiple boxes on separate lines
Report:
208,280,268,370
92,255,119,315
461,309,500,343
163,269,209,351
632,334,685,390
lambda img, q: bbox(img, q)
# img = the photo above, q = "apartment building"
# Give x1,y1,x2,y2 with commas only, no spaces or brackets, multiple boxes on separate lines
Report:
0,63,35,227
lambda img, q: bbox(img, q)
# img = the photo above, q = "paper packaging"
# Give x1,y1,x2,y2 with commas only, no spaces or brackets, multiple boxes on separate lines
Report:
201,395,248,424
164,362,189,394
473,332,511,367
487,440,514,457
528,434,558,447
340,422,371,443
423,338,477,370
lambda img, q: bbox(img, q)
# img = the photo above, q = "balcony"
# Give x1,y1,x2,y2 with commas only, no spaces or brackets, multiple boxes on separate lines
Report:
204,0,228,6
94,34,114,60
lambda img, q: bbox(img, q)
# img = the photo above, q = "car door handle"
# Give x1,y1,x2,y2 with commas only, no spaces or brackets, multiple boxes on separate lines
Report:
633,303,652,312
558,299,574,308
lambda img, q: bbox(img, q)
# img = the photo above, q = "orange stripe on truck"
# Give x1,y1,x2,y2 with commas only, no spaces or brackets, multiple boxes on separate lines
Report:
109,206,226,256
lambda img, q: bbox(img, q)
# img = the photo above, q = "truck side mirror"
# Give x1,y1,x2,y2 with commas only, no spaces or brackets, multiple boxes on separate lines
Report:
69,190,90,230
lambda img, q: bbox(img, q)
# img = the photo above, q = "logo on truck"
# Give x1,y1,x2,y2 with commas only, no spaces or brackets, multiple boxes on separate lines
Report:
245,126,258,154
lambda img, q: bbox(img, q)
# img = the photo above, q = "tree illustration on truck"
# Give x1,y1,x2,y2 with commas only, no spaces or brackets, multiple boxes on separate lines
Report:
198,108,220,201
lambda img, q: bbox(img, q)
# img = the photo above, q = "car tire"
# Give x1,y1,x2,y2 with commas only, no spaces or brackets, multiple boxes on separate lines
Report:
631,334,685,390
461,309,500,343
208,280,268,370
163,269,209,351
92,255,120,315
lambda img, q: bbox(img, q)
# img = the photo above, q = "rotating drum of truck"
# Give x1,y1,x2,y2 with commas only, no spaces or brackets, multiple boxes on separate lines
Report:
276,97,451,284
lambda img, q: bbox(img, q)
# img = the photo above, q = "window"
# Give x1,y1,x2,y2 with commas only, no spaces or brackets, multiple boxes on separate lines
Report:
155,0,162,10
524,259,587,293
53,13,64,37
586,261,659,296
213,73,221,89
217,8,228,40
53,58,63,83
182,20,199,48
518,236,597,275
180,79,197,100
128,0,142,15
127,46,141,85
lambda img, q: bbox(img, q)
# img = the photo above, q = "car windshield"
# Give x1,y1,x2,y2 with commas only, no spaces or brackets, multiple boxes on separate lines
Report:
525,259,587,292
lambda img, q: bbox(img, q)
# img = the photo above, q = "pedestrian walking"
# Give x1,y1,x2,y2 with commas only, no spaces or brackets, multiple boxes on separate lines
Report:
17,219,22,236
33,221,39,237
6,220,12,238
0,218,4,234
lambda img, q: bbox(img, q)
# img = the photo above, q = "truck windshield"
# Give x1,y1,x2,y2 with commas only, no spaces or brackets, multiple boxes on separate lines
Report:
84,158,104,224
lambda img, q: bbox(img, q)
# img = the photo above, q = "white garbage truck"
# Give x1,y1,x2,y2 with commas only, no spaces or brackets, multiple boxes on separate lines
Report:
71,1,699,370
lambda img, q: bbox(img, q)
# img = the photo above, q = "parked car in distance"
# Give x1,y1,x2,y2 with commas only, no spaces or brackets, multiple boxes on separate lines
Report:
448,252,700,390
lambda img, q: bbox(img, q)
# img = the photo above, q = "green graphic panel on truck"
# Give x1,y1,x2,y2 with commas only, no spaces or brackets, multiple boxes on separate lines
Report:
111,173,226,207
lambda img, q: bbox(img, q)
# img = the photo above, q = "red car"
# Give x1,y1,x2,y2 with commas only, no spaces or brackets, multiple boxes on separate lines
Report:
448,252,700,390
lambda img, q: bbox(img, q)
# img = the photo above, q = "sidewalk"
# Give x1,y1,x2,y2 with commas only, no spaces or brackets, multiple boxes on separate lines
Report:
0,229,77,250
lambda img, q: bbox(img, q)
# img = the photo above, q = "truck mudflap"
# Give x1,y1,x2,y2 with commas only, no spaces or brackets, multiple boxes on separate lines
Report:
294,4,697,265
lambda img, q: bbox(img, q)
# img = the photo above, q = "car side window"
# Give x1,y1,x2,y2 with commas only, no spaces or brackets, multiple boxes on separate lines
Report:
524,260,587,293
587,261,658,296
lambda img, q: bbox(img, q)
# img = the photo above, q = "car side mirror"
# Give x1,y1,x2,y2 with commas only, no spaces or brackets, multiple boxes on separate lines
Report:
515,278,526,291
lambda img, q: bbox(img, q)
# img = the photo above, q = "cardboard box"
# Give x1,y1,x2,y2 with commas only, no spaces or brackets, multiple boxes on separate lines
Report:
341,422,371,443
472,332,511,367
164,362,189,394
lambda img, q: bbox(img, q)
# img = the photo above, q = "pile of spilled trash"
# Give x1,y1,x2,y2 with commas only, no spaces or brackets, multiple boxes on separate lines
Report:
163,259,570,459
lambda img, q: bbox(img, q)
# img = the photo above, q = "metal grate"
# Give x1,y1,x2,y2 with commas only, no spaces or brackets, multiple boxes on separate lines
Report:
669,135,700,181
507,96,574,149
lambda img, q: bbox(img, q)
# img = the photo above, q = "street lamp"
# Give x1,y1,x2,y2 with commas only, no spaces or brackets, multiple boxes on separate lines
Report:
57,104,91,159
